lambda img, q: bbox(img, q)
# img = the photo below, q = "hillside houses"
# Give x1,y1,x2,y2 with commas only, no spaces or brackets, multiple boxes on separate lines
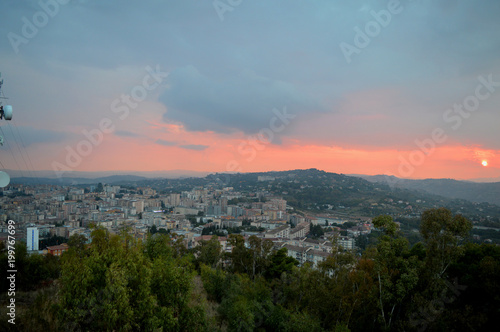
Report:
1,181,369,267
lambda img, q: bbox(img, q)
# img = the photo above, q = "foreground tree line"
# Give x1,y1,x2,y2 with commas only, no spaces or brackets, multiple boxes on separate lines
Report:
1,207,499,331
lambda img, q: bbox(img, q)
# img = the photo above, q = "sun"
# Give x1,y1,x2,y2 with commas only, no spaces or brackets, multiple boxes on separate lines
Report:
482,160,488,167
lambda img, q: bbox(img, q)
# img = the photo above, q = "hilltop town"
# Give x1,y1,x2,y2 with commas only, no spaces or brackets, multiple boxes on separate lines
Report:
2,169,499,263
1,179,371,264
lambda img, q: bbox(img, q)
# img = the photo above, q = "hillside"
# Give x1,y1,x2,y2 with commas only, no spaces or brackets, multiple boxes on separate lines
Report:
9,169,500,221
358,175,500,206
137,169,500,221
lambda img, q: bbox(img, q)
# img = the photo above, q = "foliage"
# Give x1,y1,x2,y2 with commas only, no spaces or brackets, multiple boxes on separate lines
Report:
193,235,223,269
4,208,500,331
420,208,472,279
39,234,68,249
0,242,60,292
265,247,299,279
56,228,206,331
226,234,274,279
309,224,325,238
150,224,157,234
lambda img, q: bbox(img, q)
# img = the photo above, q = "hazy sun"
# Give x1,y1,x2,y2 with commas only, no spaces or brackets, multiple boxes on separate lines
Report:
482,160,488,167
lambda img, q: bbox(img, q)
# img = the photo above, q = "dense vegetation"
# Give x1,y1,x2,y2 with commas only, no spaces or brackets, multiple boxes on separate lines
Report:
1,208,500,331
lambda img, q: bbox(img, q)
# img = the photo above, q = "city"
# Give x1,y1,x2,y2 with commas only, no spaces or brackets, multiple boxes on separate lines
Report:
1,176,372,264
1,0,500,330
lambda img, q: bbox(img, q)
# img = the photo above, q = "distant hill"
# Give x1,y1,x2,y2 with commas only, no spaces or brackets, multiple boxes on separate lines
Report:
7,169,500,220
7,169,208,185
10,175,150,186
356,175,500,206
133,168,500,220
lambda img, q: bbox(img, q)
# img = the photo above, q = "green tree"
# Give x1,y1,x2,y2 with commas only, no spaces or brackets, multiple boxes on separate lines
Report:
409,209,474,330
67,234,87,256
227,235,273,279
217,274,273,331
309,224,325,238
194,235,222,269
200,264,229,303
150,224,158,234
420,208,472,280
442,242,500,330
265,247,299,280
0,242,60,292
371,215,420,330
58,227,206,331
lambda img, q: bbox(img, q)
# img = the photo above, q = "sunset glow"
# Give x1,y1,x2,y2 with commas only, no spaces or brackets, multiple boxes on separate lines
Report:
0,1,499,181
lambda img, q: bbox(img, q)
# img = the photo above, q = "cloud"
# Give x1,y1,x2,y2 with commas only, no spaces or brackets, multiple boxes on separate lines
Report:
160,66,322,134
179,144,208,151
0,126,70,147
155,139,177,146
0,0,499,177
154,139,208,151
115,130,141,137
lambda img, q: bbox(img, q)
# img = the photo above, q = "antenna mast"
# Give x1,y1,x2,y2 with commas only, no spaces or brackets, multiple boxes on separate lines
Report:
0,72,13,187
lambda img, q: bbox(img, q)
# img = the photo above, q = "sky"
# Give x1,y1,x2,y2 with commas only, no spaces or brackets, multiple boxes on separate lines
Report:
0,0,499,180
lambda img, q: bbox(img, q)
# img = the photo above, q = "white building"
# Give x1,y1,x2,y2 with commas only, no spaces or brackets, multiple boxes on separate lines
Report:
27,227,39,251
283,244,330,266
339,237,355,250
264,224,290,238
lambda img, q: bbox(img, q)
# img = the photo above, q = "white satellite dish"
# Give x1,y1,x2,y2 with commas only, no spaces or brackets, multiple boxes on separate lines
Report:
3,105,12,120
0,171,10,187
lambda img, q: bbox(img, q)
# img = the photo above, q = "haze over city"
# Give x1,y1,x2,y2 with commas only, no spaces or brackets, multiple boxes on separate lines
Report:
3,2,500,331
1,0,499,180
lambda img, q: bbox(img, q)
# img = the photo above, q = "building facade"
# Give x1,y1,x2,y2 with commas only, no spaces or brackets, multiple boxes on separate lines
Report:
27,227,39,251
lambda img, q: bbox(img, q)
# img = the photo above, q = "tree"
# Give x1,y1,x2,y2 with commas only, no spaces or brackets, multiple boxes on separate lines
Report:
226,235,273,279
370,215,420,330
67,234,87,257
265,247,299,280
0,242,61,292
247,236,274,279
195,235,222,269
420,208,472,279
217,273,273,331
227,234,250,275
40,234,68,248
309,224,324,238
442,242,500,330
150,225,158,234
58,228,206,331
187,216,197,225
409,208,473,330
